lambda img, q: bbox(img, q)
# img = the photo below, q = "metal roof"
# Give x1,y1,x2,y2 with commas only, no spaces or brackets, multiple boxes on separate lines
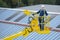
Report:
0,4,60,40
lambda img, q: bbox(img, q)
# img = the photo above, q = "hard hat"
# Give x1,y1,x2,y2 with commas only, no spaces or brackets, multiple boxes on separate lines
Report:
41,5,45,8
41,5,45,9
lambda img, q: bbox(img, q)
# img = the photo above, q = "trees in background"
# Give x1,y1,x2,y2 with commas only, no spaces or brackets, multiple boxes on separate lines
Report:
0,0,8,7
3,0,18,8
2,0,25,8
22,0,28,6
0,0,60,8
55,0,60,5
39,0,56,4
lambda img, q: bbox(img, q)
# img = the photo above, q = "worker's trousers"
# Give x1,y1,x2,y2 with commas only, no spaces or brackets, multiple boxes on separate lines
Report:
39,17,44,31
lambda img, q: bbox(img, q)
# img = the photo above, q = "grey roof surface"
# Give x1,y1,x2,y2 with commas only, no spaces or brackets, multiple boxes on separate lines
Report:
18,4,60,12
0,4,60,40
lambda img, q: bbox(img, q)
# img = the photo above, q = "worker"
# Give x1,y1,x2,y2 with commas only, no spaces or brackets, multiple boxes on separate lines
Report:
32,5,48,31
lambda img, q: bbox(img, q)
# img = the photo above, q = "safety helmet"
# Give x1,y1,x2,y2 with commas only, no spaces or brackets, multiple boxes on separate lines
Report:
41,5,45,7
41,5,45,9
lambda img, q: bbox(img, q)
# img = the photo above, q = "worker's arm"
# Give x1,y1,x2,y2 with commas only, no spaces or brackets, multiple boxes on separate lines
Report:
32,10,40,16
45,11,48,16
37,10,40,14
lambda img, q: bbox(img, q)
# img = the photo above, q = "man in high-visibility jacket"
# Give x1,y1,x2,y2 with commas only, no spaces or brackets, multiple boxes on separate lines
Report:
33,5,48,31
